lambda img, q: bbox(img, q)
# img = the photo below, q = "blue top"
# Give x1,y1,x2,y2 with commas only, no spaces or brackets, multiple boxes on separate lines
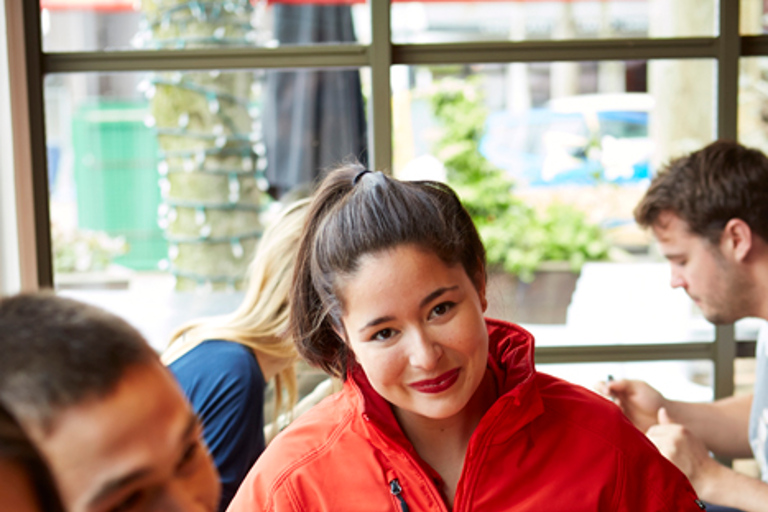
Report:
169,339,266,512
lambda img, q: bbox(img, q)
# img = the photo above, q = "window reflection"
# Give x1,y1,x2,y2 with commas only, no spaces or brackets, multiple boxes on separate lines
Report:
46,68,368,294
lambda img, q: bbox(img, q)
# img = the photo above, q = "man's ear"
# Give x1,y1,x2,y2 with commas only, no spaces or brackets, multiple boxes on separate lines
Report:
721,218,753,263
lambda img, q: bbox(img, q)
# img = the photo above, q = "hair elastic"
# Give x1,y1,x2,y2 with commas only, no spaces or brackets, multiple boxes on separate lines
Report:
352,169,372,185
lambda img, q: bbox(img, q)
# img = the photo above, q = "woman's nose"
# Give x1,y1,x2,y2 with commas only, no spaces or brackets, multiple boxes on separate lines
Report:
407,330,442,370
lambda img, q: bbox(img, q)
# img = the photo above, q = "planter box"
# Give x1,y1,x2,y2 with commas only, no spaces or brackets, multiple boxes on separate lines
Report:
54,265,133,290
485,263,578,325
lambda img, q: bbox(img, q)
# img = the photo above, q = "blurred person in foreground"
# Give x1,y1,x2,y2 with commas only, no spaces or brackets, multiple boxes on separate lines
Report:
163,199,309,511
598,140,768,511
0,402,63,512
0,292,220,512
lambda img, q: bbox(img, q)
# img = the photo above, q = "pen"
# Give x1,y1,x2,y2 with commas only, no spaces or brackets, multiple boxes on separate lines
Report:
605,375,618,403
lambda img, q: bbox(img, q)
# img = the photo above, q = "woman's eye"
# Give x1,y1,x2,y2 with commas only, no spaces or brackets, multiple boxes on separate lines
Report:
429,302,454,319
371,328,396,341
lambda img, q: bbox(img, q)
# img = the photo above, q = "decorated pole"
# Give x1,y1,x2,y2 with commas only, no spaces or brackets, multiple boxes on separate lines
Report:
135,0,269,291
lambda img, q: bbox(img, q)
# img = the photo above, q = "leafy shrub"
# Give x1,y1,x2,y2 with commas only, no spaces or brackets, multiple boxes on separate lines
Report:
430,78,611,282
52,223,128,273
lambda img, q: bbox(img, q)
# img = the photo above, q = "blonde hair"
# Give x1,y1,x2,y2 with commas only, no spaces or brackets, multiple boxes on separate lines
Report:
162,198,310,425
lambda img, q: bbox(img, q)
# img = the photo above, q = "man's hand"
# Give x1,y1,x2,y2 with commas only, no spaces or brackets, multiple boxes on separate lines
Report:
595,379,666,432
646,408,723,499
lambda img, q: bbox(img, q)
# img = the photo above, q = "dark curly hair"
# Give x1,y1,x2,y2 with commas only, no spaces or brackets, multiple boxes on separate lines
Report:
290,163,486,379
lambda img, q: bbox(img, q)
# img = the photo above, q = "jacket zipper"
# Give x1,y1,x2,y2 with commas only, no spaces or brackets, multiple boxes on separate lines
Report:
389,479,410,512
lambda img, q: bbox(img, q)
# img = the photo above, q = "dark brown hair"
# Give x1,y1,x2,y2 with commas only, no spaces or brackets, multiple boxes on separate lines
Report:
0,292,157,432
0,402,64,512
290,163,486,379
635,140,768,244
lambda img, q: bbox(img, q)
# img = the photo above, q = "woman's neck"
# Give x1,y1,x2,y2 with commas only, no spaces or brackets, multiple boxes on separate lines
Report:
254,348,291,382
393,369,497,509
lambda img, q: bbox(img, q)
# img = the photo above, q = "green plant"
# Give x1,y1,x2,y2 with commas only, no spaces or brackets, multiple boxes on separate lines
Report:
430,78,611,282
52,223,128,273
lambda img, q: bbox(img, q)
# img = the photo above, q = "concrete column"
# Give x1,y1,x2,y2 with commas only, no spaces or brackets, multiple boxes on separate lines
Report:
648,0,716,166
551,3,579,99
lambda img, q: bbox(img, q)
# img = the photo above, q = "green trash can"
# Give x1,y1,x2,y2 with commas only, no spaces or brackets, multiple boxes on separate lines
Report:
72,101,166,270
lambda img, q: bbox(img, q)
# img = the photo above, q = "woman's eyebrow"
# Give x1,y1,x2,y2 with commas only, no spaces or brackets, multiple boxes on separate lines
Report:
419,286,458,309
359,315,395,333
357,286,459,334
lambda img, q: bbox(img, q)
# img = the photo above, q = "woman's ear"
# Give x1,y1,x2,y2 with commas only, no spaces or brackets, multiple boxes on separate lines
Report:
474,269,488,313
332,318,349,345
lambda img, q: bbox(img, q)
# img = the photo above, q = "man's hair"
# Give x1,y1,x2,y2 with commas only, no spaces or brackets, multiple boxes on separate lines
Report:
635,140,768,245
0,292,157,432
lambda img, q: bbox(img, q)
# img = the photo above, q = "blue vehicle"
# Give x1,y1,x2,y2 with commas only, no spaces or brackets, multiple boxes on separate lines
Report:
480,93,653,187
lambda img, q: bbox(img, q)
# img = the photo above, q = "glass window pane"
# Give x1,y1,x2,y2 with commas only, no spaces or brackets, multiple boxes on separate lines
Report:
538,360,714,402
40,1,370,52
46,67,369,350
739,58,768,154
391,0,717,43
392,59,716,341
740,0,766,34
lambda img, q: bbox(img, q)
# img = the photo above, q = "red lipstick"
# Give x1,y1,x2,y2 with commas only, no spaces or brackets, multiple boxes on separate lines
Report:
409,368,460,394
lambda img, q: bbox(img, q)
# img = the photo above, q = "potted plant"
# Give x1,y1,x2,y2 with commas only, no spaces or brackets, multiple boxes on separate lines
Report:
52,223,131,289
430,78,613,324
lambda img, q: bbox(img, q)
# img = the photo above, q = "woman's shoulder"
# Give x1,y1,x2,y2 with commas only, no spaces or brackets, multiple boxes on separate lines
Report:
533,372,658,452
234,387,411,512
169,339,263,394
530,372,703,510
536,373,645,444
250,391,371,485
171,339,257,371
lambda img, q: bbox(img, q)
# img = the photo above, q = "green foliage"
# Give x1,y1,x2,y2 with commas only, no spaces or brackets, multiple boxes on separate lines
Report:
430,78,611,282
52,224,128,273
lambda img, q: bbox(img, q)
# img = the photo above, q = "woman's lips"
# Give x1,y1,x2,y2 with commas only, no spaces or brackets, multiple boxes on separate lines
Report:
409,368,461,394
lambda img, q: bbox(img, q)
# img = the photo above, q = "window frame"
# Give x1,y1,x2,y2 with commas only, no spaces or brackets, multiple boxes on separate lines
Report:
8,0,760,401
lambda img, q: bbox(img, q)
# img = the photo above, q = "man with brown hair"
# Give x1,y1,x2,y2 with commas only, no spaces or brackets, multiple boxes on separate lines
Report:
0,293,221,512
599,140,768,511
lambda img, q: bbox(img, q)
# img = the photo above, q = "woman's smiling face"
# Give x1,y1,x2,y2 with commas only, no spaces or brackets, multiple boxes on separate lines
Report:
338,244,489,424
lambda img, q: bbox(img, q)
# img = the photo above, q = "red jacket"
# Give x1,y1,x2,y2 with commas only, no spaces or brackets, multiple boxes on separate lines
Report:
228,319,704,512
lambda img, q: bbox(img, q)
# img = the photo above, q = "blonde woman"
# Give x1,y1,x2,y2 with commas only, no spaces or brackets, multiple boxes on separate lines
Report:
163,199,308,512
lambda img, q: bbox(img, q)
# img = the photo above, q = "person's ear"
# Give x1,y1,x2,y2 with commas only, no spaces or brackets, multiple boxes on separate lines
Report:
721,218,753,263
332,318,349,344
474,269,488,313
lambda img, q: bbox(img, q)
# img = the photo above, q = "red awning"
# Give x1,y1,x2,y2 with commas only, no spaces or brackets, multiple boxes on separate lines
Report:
40,0,135,11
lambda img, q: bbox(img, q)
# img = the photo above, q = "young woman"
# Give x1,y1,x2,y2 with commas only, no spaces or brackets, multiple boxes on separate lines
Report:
228,165,705,512
0,404,63,512
163,199,308,512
